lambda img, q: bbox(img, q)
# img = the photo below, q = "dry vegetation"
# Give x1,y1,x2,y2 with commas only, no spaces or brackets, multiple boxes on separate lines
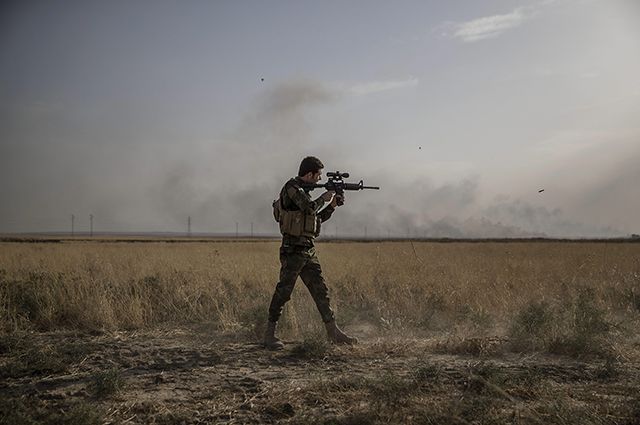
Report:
1,239,639,424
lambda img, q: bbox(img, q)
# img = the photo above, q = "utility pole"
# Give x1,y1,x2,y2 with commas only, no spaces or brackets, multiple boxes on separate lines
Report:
235,222,239,238
71,214,75,237
251,222,254,238
187,216,191,237
90,214,94,237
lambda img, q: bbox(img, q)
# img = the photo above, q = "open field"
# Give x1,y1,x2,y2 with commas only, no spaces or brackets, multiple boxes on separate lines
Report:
1,240,640,424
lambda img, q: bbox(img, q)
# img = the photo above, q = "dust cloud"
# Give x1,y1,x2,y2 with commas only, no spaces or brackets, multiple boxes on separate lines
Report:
1,80,636,237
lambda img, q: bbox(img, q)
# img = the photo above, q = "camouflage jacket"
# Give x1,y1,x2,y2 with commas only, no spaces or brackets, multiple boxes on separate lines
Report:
280,176,335,247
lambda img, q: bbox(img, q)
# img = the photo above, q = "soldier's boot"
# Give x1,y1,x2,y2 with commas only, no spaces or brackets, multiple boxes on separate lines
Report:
263,321,285,350
325,320,358,345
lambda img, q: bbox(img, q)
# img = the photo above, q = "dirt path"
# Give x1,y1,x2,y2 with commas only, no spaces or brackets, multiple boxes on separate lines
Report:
1,327,639,424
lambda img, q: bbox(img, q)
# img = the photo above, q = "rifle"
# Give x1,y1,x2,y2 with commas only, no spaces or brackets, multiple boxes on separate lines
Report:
300,171,379,206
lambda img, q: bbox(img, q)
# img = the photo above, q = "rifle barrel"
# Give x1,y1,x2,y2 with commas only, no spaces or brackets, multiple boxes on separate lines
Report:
299,182,379,190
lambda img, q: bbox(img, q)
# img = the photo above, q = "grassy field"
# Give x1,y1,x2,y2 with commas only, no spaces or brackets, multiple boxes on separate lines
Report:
1,239,639,424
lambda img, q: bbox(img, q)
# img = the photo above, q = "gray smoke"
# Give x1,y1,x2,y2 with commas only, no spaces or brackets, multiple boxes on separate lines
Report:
0,78,635,237
149,80,342,234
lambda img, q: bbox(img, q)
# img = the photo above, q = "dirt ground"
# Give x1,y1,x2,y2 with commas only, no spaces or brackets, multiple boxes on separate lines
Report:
2,325,639,425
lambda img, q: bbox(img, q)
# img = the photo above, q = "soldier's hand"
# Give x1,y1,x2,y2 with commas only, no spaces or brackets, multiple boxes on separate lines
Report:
331,194,344,208
321,191,335,202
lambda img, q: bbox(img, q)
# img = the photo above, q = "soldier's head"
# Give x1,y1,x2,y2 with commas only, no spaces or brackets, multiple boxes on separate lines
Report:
298,156,324,183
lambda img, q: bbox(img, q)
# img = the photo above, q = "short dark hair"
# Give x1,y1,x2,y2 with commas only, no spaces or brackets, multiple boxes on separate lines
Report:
298,156,324,177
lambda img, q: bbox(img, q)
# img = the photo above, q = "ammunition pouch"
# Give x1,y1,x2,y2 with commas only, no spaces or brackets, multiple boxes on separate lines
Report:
272,199,281,223
278,208,319,238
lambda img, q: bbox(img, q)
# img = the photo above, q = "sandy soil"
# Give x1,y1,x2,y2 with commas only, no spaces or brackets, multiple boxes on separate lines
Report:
1,326,639,424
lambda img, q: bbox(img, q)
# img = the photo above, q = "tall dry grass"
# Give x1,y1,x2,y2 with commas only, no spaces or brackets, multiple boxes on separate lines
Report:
1,241,639,344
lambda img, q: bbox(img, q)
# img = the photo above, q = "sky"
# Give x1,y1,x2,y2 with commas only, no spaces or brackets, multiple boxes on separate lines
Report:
1,0,639,237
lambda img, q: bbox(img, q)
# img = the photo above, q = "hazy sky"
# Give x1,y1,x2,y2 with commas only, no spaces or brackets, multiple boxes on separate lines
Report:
1,0,639,237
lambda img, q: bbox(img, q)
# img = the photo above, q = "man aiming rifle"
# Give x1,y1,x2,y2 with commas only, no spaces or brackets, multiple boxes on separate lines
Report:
264,156,378,350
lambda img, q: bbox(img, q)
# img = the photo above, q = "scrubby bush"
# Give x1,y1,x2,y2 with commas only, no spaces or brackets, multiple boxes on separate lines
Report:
509,289,617,358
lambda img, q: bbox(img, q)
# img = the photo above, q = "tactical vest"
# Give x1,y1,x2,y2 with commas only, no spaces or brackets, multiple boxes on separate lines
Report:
272,182,320,238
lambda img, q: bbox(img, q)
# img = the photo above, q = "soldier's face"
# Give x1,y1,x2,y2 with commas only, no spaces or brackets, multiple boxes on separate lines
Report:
302,170,323,184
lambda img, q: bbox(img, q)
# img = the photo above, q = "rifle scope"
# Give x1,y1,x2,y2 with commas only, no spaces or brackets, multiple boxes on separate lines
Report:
327,171,349,179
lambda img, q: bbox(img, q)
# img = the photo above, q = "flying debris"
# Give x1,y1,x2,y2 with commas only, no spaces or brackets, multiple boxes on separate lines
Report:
418,146,422,150
538,189,545,193
261,78,264,82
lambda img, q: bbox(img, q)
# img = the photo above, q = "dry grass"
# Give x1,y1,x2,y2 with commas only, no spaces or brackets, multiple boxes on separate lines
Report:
1,240,639,342
1,237,639,425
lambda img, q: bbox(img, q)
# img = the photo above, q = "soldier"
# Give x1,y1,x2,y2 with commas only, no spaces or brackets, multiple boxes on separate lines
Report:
264,156,358,350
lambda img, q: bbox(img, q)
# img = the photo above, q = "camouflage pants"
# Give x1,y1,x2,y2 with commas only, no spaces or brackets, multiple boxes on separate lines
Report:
267,245,335,324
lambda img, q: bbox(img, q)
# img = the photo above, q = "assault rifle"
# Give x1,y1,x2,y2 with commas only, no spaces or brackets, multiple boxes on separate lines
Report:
300,171,380,206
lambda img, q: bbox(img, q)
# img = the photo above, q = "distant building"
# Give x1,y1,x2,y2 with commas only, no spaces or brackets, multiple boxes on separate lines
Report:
631,234,640,239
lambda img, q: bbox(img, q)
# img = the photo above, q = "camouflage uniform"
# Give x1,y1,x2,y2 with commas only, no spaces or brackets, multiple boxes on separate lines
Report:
268,176,336,323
